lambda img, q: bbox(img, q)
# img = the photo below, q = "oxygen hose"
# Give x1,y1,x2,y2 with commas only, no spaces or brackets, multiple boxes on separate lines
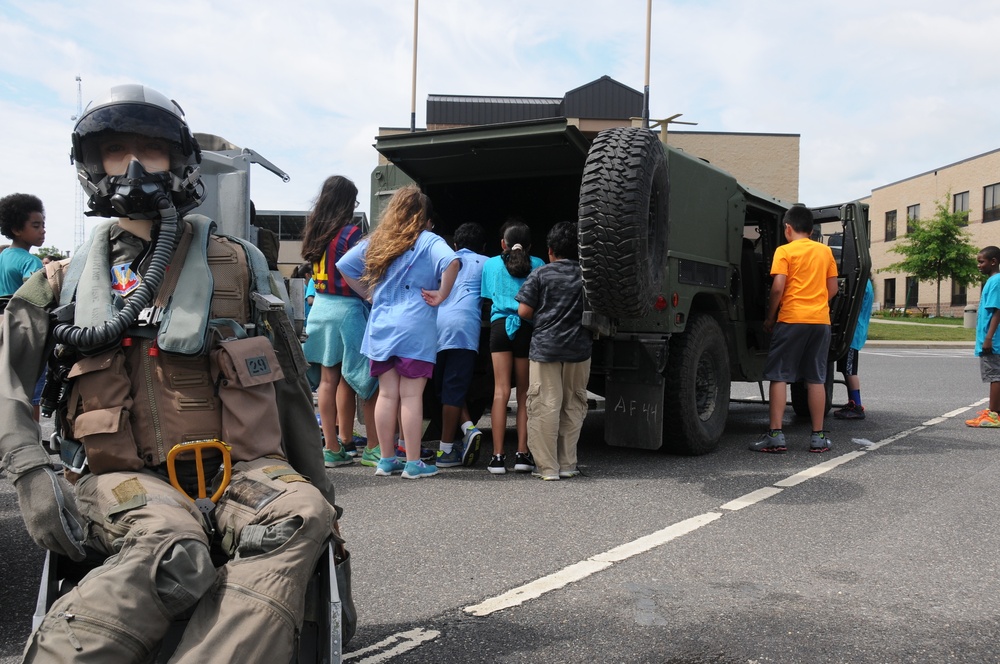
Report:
52,194,179,353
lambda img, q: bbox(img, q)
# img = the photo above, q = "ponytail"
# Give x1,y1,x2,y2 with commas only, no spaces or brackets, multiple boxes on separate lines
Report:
500,219,533,278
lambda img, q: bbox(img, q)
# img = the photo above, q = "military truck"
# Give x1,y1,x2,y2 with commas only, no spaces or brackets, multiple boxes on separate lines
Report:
371,119,871,455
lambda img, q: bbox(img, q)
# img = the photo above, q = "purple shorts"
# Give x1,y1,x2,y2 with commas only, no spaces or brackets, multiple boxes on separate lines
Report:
370,356,435,380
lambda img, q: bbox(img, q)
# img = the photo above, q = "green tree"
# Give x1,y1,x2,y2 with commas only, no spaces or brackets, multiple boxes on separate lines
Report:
36,246,66,260
882,196,979,317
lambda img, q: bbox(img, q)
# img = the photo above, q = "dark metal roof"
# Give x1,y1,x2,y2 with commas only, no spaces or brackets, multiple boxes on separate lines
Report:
427,95,562,125
562,75,643,119
425,76,642,125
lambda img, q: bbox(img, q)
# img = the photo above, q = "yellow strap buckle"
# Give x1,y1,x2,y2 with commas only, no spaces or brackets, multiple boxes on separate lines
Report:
166,439,233,512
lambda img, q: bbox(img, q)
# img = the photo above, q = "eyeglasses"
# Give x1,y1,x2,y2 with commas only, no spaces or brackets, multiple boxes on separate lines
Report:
354,201,360,209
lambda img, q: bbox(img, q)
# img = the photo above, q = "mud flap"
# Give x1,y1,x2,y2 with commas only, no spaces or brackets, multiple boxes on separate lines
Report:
604,337,668,450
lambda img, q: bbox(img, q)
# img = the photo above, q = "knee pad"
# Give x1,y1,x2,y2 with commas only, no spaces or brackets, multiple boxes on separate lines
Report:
156,538,215,617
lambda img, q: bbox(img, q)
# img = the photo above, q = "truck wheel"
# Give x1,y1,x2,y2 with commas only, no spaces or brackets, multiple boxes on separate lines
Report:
662,314,730,455
579,127,667,319
789,377,833,418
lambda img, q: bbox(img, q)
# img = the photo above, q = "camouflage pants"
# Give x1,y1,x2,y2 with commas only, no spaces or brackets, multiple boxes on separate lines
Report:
23,457,336,663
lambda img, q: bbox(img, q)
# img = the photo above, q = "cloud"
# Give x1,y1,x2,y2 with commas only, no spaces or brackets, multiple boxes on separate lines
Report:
1,0,999,253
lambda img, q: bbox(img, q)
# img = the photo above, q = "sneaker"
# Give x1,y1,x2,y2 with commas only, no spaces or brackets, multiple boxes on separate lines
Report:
324,447,354,467
462,427,483,466
487,454,507,475
396,444,438,464
340,437,358,457
513,451,536,473
809,431,832,453
833,401,866,420
352,431,368,447
360,446,380,467
559,468,581,478
965,409,1000,428
402,460,439,479
436,442,465,468
374,457,405,476
531,471,559,481
749,430,787,453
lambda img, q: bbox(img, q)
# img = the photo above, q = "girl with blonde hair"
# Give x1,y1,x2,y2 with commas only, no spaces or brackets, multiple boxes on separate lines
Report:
337,185,460,479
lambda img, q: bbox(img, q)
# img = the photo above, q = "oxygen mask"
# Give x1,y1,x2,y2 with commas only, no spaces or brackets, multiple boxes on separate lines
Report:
107,159,174,220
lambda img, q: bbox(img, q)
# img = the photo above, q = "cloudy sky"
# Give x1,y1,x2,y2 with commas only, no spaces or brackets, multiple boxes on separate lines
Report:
1,0,998,254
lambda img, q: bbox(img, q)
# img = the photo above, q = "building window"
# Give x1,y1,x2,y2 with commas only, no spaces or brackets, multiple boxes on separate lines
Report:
954,191,970,226
951,280,967,307
985,184,1000,223
885,210,897,241
906,204,920,234
884,278,896,309
905,276,919,308
256,213,306,241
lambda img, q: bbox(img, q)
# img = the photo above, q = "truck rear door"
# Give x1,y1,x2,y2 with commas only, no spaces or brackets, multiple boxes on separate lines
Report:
371,119,591,230
812,202,871,360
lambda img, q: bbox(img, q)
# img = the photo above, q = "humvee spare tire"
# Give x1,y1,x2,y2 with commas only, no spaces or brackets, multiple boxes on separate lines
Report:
662,314,730,455
579,127,667,319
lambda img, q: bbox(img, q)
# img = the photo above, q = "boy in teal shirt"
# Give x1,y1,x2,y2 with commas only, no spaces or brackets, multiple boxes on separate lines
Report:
0,193,46,299
967,246,1000,427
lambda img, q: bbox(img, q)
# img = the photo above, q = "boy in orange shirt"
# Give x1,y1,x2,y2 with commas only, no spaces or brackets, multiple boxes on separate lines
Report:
750,205,838,453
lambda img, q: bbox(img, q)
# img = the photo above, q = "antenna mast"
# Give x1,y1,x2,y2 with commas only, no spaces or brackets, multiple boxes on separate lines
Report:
72,75,84,250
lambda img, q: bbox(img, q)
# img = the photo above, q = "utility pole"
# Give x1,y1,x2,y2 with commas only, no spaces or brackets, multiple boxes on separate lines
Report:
71,75,85,251
410,0,419,132
642,0,651,129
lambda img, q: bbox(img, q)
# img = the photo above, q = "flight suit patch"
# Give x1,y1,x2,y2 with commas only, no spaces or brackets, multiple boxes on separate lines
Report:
225,478,281,512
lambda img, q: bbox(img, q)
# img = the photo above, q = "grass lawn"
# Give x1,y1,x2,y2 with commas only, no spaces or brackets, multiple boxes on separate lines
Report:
870,314,964,326
868,320,975,342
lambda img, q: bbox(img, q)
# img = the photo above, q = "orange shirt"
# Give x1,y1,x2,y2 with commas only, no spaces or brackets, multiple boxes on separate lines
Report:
770,238,837,324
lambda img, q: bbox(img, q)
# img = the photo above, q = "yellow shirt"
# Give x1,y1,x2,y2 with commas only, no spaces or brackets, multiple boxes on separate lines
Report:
771,238,837,324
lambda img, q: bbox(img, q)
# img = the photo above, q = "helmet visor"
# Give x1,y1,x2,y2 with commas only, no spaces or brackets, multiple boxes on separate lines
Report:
75,103,192,177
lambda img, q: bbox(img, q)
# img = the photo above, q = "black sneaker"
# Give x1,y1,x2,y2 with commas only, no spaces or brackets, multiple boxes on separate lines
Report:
487,454,507,475
513,451,536,472
833,401,866,420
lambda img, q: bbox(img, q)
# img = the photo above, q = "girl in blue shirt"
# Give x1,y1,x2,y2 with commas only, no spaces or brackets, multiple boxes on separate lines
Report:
480,219,544,474
338,186,459,479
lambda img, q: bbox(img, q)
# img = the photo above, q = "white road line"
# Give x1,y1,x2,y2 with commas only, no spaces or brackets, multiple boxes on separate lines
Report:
343,628,440,662
592,512,723,563
865,425,926,451
943,405,976,417
465,512,723,616
720,487,783,511
773,451,867,487
465,560,612,616
365,400,982,660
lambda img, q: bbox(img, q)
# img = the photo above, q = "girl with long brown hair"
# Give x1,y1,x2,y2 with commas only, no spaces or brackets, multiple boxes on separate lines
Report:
300,175,380,468
337,185,460,479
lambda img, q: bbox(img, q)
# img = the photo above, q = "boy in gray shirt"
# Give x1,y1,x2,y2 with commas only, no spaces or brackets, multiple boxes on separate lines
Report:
516,221,593,480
